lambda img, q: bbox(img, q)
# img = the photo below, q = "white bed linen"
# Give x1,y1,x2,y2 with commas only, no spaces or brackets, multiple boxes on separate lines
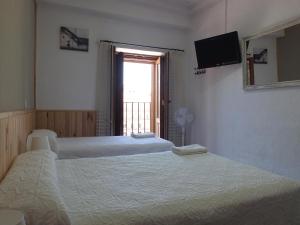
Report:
0,150,71,225
56,152,300,225
56,136,174,159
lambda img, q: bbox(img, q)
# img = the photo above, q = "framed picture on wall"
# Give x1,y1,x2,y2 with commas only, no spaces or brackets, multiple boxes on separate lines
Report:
60,26,89,52
253,48,268,64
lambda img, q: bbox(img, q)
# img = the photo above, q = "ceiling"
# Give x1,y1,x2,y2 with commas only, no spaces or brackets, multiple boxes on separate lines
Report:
118,0,222,14
37,0,222,29
144,0,201,7
170,0,205,7
132,0,222,10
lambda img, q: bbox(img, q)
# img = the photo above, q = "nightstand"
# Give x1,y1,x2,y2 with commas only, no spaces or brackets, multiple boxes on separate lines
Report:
0,210,25,225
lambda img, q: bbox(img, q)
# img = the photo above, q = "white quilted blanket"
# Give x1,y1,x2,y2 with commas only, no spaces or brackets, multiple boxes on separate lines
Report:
56,152,300,225
56,136,174,159
0,150,71,225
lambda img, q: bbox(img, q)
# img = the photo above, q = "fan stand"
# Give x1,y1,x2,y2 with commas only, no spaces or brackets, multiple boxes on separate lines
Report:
181,127,186,146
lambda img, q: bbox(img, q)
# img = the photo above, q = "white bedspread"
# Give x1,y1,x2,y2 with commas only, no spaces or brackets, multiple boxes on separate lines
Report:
0,150,71,225
56,136,174,159
56,152,300,225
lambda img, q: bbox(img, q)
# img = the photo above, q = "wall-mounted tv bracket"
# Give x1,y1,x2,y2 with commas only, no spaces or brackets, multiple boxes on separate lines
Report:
194,67,206,76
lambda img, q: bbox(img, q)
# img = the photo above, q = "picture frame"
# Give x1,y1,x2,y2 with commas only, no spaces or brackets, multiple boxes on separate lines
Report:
60,26,89,52
253,48,268,64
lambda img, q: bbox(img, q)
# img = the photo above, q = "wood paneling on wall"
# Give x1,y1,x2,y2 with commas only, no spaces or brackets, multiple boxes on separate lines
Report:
36,110,96,137
0,110,35,181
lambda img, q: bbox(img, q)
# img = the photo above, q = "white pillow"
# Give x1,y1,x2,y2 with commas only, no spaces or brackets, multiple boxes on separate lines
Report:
0,150,71,225
33,129,58,137
27,130,58,152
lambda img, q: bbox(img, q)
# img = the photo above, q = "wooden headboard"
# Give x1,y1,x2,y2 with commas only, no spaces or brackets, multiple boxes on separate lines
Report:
0,110,35,181
36,110,96,137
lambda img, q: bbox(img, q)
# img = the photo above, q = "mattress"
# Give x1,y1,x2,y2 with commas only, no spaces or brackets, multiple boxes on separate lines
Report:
56,151,300,225
56,136,174,159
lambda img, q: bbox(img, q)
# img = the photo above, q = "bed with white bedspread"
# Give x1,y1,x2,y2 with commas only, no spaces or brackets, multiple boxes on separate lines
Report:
56,136,174,159
27,130,174,159
1,150,300,225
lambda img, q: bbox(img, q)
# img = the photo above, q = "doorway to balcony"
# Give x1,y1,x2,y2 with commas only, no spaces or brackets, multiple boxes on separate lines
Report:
123,61,150,136
113,47,168,138
123,54,160,136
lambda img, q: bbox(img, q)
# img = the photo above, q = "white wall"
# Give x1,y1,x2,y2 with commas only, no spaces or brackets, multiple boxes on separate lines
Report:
36,3,188,110
187,0,300,180
0,0,35,112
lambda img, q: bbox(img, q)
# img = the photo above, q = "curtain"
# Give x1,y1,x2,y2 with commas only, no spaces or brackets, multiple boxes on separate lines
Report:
112,52,124,136
160,53,169,139
96,42,114,136
167,51,185,146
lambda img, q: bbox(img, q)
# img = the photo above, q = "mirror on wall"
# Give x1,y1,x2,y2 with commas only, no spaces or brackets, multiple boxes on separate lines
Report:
243,19,300,90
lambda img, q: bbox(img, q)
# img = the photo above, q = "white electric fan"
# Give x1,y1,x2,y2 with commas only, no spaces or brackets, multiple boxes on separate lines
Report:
174,107,194,146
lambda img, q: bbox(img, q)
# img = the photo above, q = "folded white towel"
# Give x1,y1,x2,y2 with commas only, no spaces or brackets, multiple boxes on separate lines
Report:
131,132,156,138
172,144,207,155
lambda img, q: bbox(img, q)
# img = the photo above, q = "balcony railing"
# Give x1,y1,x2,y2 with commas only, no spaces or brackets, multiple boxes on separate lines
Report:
123,102,151,136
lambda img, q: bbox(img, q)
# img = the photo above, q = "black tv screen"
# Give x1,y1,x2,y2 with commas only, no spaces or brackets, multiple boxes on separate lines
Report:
194,31,242,69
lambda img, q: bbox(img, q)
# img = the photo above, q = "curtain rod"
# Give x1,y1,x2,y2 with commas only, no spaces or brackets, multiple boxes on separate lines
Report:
99,40,184,52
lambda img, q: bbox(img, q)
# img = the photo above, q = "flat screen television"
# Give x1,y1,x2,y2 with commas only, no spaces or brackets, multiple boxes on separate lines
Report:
194,31,242,69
